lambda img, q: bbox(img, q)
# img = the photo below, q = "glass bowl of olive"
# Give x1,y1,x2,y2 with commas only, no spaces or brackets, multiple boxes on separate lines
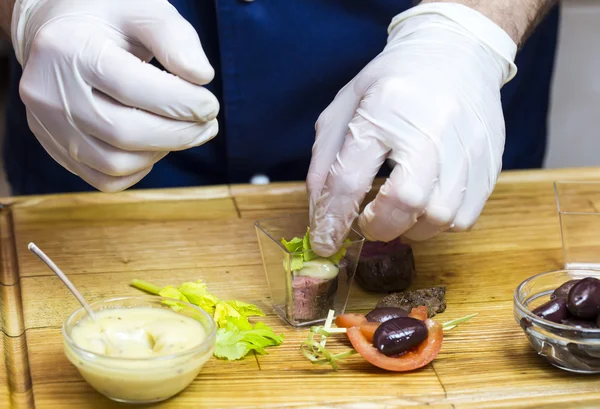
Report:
514,269,600,373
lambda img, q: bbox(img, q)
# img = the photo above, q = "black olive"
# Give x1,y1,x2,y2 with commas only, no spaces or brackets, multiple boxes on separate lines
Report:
365,307,409,323
519,317,532,330
532,298,570,323
561,318,597,329
551,279,579,300
596,314,600,328
372,317,428,357
567,277,600,319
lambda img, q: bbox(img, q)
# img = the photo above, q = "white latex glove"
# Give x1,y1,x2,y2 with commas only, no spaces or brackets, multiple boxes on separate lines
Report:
12,0,219,192
307,3,518,256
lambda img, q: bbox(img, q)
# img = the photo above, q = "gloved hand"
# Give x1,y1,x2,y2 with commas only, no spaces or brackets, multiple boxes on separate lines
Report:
307,3,518,256
11,0,219,192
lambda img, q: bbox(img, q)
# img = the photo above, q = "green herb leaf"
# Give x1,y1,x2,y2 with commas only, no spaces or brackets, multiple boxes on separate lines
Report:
157,286,189,312
329,238,350,265
281,236,303,253
282,233,308,271
213,300,265,328
131,278,282,361
214,328,248,360
302,228,317,262
288,254,304,272
213,301,242,327
177,280,219,315
225,300,265,318
281,227,350,270
215,317,284,360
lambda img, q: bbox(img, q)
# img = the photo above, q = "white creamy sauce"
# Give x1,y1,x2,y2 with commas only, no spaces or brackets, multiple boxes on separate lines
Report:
70,307,206,358
294,257,339,280
64,306,213,403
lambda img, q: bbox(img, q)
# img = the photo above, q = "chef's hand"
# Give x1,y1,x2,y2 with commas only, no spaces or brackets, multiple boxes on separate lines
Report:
307,3,518,256
12,0,219,192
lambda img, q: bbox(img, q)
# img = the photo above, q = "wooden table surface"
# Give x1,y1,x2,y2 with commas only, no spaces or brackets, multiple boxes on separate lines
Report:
3,167,600,409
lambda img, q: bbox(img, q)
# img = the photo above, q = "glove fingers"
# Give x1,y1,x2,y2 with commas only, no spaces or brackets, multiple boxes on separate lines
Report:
450,157,496,232
73,135,168,177
309,115,389,257
125,4,215,86
81,42,219,123
26,110,152,192
450,123,502,232
75,90,219,151
357,136,439,243
307,82,361,220
403,128,470,241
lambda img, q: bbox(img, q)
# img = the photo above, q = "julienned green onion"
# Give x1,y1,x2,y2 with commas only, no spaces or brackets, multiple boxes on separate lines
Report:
441,313,479,331
300,309,478,370
320,309,335,349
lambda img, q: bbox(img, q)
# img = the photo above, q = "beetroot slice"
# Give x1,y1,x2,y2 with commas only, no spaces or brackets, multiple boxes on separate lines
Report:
354,238,416,293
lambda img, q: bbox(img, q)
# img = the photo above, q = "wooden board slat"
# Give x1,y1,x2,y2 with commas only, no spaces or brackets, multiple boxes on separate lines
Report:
1,283,25,337
2,333,34,409
15,218,262,278
4,167,600,408
13,199,238,224
0,330,9,408
20,267,270,330
0,203,31,409
3,185,232,209
25,327,444,409
455,394,600,409
0,207,18,286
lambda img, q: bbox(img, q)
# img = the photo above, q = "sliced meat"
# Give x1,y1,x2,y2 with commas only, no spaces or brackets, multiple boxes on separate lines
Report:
292,275,338,321
376,286,446,318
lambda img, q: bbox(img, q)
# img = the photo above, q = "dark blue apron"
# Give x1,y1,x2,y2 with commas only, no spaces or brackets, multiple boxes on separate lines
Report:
3,1,561,195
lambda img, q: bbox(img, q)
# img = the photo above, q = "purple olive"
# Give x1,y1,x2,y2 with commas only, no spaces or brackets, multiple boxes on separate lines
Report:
551,279,579,300
561,318,597,329
365,307,409,323
567,277,600,319
372,317,428,357
532,298,570,323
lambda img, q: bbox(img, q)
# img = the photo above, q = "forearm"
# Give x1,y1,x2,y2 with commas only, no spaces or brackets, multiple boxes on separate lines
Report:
0,0,14,38
420,0,557,46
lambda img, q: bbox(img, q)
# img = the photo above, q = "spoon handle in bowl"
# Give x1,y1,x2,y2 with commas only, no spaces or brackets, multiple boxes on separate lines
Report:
27,242,97,320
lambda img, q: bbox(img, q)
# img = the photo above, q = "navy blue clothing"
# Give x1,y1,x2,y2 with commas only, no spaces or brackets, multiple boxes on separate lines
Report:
3,1,561,195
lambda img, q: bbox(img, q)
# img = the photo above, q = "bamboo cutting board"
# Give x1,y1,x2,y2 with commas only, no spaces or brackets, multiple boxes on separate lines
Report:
3,167,600,408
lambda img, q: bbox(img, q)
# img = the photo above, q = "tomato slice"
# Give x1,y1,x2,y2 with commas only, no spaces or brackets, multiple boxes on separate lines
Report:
408,306,428,321
358,321,380,343
335,313,366,329
347,319,443,372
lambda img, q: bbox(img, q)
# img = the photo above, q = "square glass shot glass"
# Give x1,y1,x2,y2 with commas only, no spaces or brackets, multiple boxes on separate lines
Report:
254,213,365,328
555,181,600,269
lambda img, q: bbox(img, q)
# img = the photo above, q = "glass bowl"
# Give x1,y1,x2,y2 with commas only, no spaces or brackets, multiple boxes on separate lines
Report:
62,296,216,404
255,213,365,328
514,269,600,374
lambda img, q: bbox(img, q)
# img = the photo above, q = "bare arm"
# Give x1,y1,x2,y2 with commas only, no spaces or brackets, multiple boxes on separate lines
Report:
420,0,557,46
0,0,14,38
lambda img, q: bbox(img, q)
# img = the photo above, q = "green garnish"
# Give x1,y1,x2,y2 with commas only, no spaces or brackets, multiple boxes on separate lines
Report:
300,310,357,371
215,317,284,360
441,313,478,331
300,310,478,370
131,279,283,361
281,227,350,271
